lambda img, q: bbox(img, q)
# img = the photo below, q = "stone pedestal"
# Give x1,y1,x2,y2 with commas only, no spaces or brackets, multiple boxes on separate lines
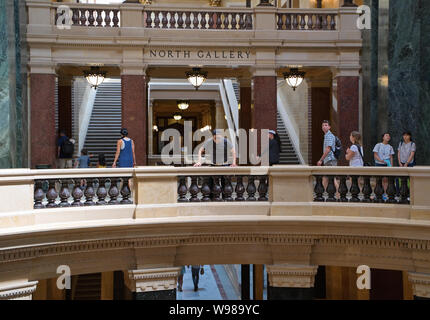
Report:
0,280,38,300
30,73,56,168
266,264,318,300
124,267,181,300
121,74,147,165
408,272,430,300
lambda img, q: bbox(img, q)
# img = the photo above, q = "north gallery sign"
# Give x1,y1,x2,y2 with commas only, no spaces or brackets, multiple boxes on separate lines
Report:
147,49,251,60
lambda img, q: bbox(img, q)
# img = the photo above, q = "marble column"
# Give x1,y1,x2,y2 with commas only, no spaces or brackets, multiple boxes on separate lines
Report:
124,267,181,300
58,76,73,138
30,73,57,169
0,280,38,300
266,264,318,300
335,74,359,166
408,272,430,300
121,74,147,166
239,78,252,165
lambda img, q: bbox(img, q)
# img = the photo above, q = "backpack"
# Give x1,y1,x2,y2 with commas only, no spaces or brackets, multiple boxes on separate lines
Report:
62,139,74,157
333,136,343,160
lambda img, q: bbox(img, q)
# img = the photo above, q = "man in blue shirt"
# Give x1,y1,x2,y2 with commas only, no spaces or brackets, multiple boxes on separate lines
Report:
317,120,337,166
57,130,73,168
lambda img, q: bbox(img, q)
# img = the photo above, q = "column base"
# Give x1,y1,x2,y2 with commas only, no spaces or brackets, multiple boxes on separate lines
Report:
135,289,176,300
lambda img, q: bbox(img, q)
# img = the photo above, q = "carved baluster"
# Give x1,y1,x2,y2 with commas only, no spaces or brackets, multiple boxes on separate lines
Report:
399,177,410,204
373,176,384,203
245,13,252,30
216,12,222,29
178,177,188,202
169,11,176,28
72,9,79,26
71,179,84,206
330,14,336,30
113,10,119,27
199,12,205,29
46,180,58,208
201,177,211,202
146,11,153,27
299,14,306,29
185,12,191,29
238,13,245,29
314,175,325,202
96,10,103,27
189,176,200,202
96,178,107,205
177,12,184,28
80,9,87,26
88,9,95,26
326,176,336,202
34,181,45,209
191,12,198,29
223,176,233,201
349,176,360,202
235,176,245,201
120,177,132,204
108,178,120,205
208,12,214,29
246,176,257,201
161,11,168,28
362,176,372,203
231,13,237,29
258,176,268,201
322,14,328,30
316,14,322,29
154,11,160,28
223,12,229,29
285,14,291,29
59,180,71,207
84,179,95,206
212,177,223,202
307,14,313,30
277,13,283,30
105,10,112,27
292,14,299,30
386,176,397,203
338,176,348,202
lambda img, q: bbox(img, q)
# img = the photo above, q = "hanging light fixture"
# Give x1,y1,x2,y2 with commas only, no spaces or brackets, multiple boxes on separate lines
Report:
186,67,208,90
173,113,182,121
83,66,106,89
177,100,190,110
283,68,306,91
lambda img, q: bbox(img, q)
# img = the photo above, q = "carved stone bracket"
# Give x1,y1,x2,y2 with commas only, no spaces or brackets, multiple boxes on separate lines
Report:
408,272,430,299
0,281,38,300
125,267,181,292
266,264,318,288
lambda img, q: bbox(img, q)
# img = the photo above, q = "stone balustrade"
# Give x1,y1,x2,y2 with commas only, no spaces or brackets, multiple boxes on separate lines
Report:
276,9,337,30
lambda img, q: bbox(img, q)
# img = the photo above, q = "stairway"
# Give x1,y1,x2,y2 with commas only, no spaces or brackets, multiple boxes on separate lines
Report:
276,111,301,164
83,80,121,166
73,273,101,300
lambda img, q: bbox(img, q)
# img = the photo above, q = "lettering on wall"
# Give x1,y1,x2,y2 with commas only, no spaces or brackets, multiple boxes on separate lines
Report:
147,49,251,60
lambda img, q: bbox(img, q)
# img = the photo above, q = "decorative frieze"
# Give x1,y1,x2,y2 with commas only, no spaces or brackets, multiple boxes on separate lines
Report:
0,281,38,300
125,268,181,292
408,272,430,299
266,265,318,288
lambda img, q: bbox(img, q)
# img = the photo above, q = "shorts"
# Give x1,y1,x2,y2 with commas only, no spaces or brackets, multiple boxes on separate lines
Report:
57,158,73,169
324,160,338,166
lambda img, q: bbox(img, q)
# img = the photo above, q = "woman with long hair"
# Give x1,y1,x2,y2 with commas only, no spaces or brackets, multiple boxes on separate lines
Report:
345,131,364,167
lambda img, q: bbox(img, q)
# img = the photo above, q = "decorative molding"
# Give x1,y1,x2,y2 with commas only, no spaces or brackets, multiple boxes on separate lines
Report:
0,281,38,300
266,264,318,288
125,268,181,292
408,272,430,298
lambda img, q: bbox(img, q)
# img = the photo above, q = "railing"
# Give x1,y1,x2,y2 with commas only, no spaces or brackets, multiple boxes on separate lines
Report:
33,177,132,209
313,175,410,204
178,175,268,202
53,3,121,28
144,10,253,30
276,10,337,30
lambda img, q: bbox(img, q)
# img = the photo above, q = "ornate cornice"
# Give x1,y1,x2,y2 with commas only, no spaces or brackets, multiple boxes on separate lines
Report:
266,265,318,288
0,281,38,300
408,272,430,298
126,268,181,292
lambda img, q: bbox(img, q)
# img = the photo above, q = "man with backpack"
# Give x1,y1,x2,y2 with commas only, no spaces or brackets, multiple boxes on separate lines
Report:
57,130,74,168
317,120,340,166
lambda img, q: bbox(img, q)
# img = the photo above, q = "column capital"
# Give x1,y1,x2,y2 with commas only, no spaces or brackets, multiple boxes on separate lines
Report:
408,272,430,299
266,264,318,288
238,77,252,87
120,64,148,76
0,281,38,300
29,61,56,75
331,67,360,78
124,267,181,293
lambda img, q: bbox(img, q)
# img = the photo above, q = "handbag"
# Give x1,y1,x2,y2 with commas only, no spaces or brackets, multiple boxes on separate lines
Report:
200,267,204,275
356,144,371,166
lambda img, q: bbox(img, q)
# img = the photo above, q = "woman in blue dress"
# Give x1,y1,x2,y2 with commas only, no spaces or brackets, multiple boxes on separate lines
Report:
112,128,136,168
